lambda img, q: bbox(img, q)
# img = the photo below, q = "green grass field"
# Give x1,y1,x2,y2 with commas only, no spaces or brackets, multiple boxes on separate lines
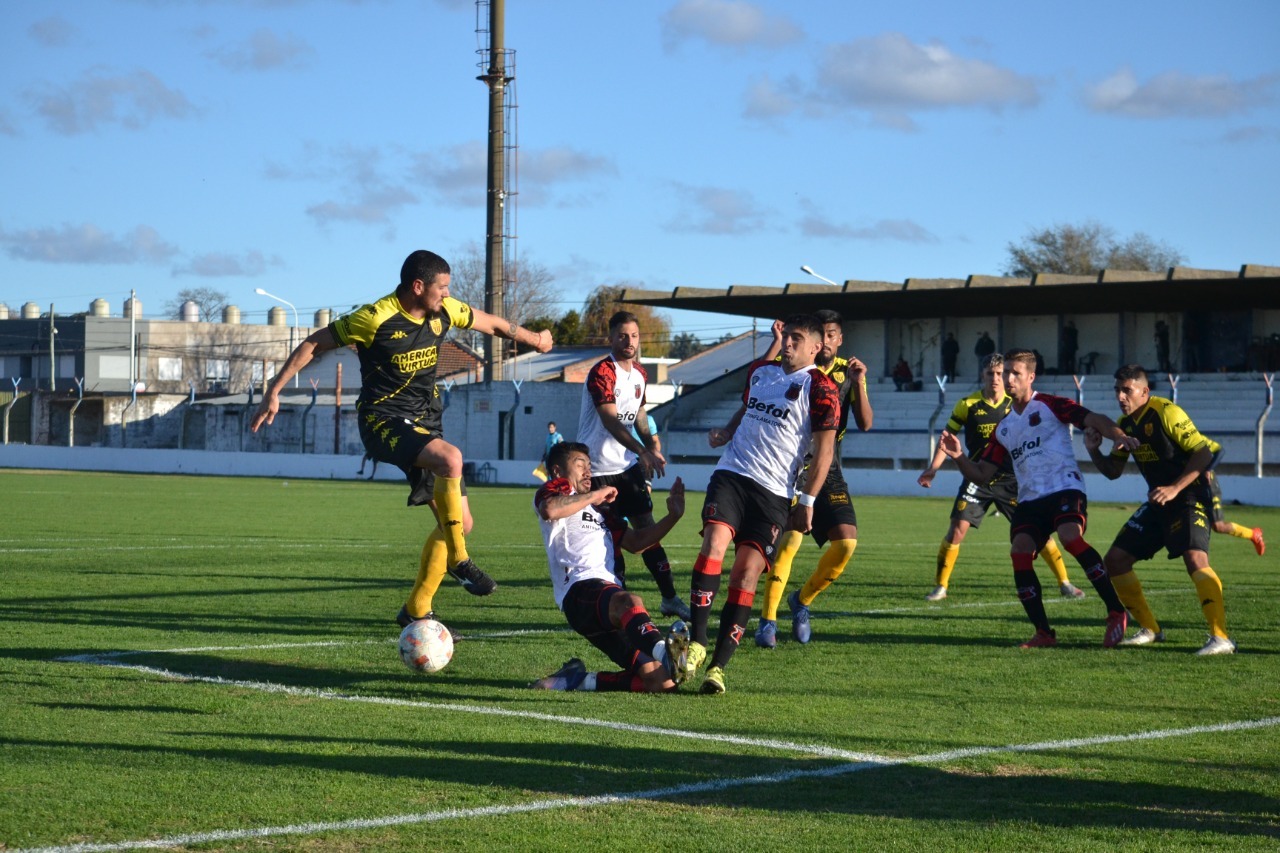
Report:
2,469,1278,851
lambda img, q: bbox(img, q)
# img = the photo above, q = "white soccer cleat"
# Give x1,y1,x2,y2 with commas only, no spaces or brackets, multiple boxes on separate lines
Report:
1059,582,1087,599
925,585,947,602
1117,627,1165,647
1195,635,1236,656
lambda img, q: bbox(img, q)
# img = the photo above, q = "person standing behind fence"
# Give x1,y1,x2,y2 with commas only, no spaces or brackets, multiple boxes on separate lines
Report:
941,332,959,381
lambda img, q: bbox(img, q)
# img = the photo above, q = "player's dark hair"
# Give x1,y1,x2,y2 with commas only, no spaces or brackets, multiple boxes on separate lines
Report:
782,313,824,339
1003,348,1036,372
1114,364,1150,385
981,353,1004,371
546,441,589,479
608,311,639,331
398,250,451,291
814,308,843,326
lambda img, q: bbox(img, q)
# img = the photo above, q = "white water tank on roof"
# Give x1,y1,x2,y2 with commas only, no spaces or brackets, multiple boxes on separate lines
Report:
181,300,200,322
222,305,241,324
267,306,287,326
123,297,142,318
90,298,110,317
0,303,9,320
22,302,41,319
314,308,331,327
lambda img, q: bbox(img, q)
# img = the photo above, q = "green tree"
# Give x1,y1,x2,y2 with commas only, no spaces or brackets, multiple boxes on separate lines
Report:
552,309,586,346
445,242,562,350
1003,221,1184,277
668,331,704,360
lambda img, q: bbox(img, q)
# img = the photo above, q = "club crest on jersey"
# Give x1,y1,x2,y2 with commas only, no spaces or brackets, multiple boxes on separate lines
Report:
634,383,642,398
1029,412,1041,427
1144,422,1154,436
786,382,802,401
430,317,443,335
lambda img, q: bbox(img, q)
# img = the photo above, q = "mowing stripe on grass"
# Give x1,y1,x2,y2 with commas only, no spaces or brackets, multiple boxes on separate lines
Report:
16,715,1280,853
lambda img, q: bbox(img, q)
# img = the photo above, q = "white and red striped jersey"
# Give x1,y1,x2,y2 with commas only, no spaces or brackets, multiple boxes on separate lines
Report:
980,391,1091,502
533,478,625,609
577,356,648,476
716,359,840,499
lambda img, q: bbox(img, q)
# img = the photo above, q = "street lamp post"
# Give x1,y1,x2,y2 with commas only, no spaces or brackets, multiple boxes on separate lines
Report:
800,264,840,286
255,287,299,387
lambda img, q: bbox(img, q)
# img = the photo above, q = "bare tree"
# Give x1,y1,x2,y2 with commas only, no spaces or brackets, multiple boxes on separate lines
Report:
445,242,561,350
165,287,229,322
1004,221,1184,277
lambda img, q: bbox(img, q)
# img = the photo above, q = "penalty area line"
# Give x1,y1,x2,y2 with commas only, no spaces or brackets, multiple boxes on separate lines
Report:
16,715,1280,853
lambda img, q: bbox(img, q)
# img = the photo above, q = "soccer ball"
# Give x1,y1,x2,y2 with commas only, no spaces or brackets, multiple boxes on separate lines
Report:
398,618,454,673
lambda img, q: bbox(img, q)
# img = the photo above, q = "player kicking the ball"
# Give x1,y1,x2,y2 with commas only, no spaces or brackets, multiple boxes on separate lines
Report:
531,441,689,693
682,314,840,694
939,348,1139,648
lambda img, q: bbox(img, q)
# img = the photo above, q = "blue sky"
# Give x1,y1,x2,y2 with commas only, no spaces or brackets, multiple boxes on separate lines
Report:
1,0,1277,344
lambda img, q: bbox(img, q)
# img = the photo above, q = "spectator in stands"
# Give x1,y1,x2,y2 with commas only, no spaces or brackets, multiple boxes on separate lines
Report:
1155,321,1172,373
941,332,959,381
975,332,996,378
892,357,913,392
1060,320,1079,374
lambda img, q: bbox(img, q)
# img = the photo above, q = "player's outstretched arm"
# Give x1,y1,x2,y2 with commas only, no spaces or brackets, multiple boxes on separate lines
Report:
620,478,685,553
1083,411,1140,452
250,328,339,432
709,405,746,448
1150,444,1214,505
1083,426,1127,480
469,308,554,353
847,357,873,431
918,430,954,487
940,432,998,485
537,485,618,521
632,405,666,479
760,318,785,363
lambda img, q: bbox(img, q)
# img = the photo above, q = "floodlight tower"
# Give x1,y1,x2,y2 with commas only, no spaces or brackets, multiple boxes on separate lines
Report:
478,0,516,382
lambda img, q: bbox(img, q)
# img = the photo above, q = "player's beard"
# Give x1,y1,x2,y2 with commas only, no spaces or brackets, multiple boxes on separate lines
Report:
817,349,836,369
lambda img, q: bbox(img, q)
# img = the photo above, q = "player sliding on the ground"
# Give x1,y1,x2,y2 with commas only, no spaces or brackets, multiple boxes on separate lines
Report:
251,249,553,630
681,314,840,694
531,441,689,693
939,348,1139,648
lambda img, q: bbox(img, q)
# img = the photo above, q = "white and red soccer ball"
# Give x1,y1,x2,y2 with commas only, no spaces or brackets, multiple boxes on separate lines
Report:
398,618,454,673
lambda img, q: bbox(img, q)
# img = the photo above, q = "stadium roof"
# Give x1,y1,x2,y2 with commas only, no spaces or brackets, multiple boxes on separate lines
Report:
620,264,1280,321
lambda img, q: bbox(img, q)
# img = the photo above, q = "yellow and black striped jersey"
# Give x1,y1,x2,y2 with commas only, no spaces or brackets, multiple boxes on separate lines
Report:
947,391,1014,470
330,293,474,420
1110,395,1220,492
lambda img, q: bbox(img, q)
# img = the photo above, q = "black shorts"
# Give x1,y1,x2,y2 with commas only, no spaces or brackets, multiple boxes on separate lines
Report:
357,408,464,507
810,475,858,548
560,579,645,673
1010,490,1087,551
951,474,1018,528
701,470,790,563
592,463,654,521
1203,470,1225,524
1111,495,1212,561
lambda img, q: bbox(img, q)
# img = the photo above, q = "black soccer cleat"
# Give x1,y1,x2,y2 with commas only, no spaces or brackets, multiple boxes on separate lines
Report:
447,559,497,596
395,605,435,628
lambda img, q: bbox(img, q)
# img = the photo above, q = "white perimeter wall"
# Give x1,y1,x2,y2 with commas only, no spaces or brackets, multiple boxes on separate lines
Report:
2,444,1276,507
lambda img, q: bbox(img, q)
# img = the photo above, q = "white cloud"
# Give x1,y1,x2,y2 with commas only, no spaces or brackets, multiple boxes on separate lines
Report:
29,15,75,47
207,29,313,72
799,209,938,243
665,183,768,235
173,250,283,277
27,69,197,134
819,33,1040,114
1085,66,1278,119
662,0,803,52
0,223,179,264
303,145,419,230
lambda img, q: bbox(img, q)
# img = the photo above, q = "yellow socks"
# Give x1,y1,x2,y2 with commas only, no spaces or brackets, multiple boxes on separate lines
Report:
1224,522,1254,540
1191,567,1228,639
1110,570,1160,632
762,530,803,621
935,541,960,588
1040,538,1070,585
433,475,470,566
406,529,448,618
800,539,857,605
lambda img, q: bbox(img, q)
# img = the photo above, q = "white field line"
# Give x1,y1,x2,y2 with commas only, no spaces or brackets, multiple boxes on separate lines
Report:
16,712,1280,853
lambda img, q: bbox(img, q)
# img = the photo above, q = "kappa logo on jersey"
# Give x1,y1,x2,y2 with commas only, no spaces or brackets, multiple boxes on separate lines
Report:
785,382,802,401
390,330,407,340
1029,412,1042,427
746,396,792,420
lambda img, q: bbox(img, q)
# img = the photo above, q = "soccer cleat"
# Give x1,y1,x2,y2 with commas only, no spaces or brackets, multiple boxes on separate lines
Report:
1019,628,1058,648
788,590,812,644
395,605,435,628
531,657,587,690
447,559,497,596
925,585,948,602
1252,527,1266,557
665,621,691,683
1118,627,1165,647
1059,582,1087,599
700,665,726,695
1196,635,1237,656
660,595,692,622
1103,610,1128,648
681,641,707,682
755,618,778,649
